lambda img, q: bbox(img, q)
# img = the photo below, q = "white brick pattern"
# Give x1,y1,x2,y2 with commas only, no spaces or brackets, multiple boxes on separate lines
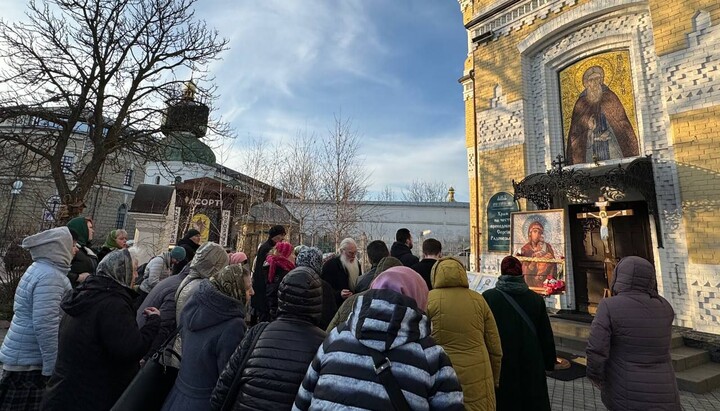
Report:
518,2,708,329
659,12,720,115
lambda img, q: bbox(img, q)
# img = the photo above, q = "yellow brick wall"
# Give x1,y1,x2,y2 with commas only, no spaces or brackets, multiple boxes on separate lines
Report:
672,106,720,264
469,0,590,111
478,144,526,252
648,0,720,56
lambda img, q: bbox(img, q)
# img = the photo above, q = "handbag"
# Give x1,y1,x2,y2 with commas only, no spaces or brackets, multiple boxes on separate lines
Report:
111,327,182,411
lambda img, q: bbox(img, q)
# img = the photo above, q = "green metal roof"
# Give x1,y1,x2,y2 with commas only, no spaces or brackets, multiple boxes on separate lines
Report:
162,134,216,166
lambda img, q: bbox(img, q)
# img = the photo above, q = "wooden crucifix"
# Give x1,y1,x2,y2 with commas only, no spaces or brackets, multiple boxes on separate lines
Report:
576,196,634,298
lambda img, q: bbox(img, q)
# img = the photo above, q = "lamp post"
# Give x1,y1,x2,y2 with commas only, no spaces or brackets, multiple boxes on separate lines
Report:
2,180,23,240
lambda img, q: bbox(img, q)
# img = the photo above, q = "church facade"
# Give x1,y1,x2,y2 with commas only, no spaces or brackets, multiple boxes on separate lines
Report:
459,0,720,334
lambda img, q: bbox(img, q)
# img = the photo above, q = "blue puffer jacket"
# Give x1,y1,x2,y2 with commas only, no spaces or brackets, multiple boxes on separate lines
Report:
0,227,73,376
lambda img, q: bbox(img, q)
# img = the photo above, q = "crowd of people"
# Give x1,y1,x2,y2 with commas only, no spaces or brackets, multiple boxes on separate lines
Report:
0,220,682,411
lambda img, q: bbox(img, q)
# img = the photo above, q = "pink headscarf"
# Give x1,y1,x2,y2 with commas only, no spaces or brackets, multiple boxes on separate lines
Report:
371,266,429,311
266,241,295,283
229,252,248,265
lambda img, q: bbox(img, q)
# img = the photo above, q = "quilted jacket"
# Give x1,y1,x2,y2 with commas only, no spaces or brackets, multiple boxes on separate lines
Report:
587,256,680,410
0,227,73,376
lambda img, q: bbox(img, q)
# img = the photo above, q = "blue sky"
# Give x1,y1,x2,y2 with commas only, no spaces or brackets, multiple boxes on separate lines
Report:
199,1,470,201
0,0,470,201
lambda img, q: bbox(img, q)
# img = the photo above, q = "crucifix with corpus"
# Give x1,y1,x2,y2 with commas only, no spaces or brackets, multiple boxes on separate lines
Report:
576,196,634,298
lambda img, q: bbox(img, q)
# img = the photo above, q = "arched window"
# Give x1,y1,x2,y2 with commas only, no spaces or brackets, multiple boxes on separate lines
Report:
154,176,161,185
115,204,127,229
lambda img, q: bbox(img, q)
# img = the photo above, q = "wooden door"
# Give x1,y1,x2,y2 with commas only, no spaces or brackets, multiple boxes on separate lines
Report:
569,201,653,314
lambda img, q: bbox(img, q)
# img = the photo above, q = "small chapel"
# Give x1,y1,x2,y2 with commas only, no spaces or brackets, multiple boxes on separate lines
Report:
458,0,720,337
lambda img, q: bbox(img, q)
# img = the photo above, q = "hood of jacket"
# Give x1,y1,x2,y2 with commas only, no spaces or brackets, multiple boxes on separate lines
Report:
187,242,228,280
431,257,469,289
345,288,429,352
278,266,323,325
181,279,245,332
21,227,73,271
61,275,131,316
611,256,658,297
390,241,413,258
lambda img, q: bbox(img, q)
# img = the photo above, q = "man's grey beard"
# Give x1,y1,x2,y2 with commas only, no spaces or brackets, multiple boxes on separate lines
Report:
340,254,360,285
586,84,603,103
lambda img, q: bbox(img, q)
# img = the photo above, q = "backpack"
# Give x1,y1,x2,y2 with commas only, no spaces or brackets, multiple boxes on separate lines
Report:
135,256,162,286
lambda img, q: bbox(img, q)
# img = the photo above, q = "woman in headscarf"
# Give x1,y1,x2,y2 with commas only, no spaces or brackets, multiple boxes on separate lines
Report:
294,266,464,410
96,229,128,262
262,241,295,321
42,249,161,411
211,266,326,410
161,264,253,411
587,256,680,410
482,256,556,411
175,242,230,322
66,216,98,287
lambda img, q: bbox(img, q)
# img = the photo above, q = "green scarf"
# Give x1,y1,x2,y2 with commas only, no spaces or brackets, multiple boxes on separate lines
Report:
103,230,120,250
67,217,90,246
495,274,530,294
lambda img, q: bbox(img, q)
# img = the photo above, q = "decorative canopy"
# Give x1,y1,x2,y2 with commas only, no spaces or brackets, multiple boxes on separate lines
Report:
513,155,662,247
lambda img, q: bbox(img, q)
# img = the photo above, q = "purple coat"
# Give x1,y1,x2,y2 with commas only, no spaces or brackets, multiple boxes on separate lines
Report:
586,256,680,410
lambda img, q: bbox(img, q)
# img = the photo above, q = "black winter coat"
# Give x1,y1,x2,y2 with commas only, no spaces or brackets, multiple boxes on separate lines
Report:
42,276,160,411
68,246,98,287
483,284,556,411
390,242,419,267
250,238,276,320
264,264,292,321
411,258,437,290
211,266,326,411
321,256,361,307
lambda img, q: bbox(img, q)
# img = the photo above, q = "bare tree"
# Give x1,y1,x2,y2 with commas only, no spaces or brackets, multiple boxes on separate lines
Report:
0,0,228,221
402,180,451,202
377,185,396,202
318,114,371,248
277,130,321,244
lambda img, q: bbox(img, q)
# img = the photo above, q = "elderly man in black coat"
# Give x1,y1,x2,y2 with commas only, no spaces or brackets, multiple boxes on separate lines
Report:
321,237,362,307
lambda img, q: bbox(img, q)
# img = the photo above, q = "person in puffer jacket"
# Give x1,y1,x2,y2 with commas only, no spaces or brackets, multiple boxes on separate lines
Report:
0,227,74,410
210,266,326,410
172,242,229,361
428,257,503,411
587,256,681,410
293,267,465,411
161,264,251,411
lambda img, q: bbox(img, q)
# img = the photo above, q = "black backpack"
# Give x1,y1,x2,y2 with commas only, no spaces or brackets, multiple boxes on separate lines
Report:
135,256,162,286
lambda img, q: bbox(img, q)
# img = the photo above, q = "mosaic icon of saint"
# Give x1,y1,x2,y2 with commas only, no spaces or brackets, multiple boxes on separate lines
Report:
566,66,639,164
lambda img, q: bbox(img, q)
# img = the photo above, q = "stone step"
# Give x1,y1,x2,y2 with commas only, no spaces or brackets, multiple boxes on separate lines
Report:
671,346,711,372
671,333,685,349
675,362,720,394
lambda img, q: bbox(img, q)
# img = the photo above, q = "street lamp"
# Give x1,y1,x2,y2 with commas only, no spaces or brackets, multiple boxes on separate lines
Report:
2,180,23,239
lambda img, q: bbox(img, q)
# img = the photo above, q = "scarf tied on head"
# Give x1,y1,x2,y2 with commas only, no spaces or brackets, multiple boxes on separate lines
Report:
266,242,295,283
210,265,249,305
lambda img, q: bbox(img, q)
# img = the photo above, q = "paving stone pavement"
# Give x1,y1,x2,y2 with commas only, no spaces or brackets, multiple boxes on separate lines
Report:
547,376,720,410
